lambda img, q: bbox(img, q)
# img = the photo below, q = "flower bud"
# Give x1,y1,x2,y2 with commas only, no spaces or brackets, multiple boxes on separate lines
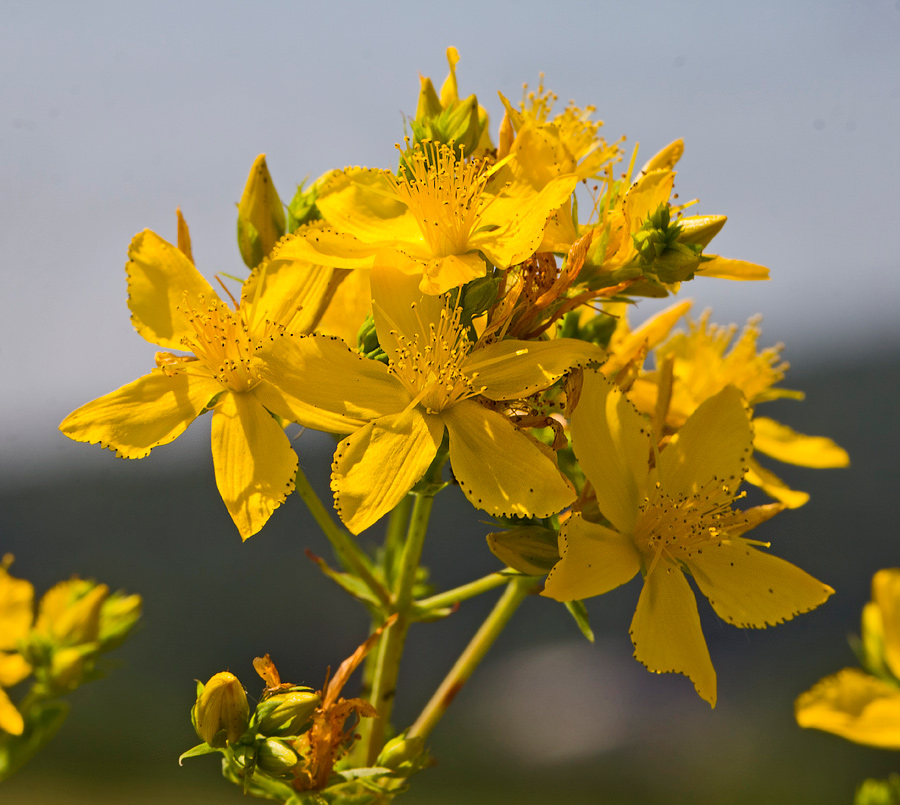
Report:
377,734,424,771
237,154,286,268
255,689,320,736
194,672,250,747
486,525,560,576
255,738,300,775
676,214,727,250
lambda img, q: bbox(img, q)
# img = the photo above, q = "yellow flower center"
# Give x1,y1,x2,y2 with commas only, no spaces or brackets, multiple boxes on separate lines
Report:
633,477,743,573
165,294,284,393
391,142,490,257
387,302,481,414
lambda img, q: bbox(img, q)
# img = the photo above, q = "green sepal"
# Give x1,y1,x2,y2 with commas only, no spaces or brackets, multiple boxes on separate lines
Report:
356,314,388,364
287,180,322,234
177,741,222,765
564,600,595,643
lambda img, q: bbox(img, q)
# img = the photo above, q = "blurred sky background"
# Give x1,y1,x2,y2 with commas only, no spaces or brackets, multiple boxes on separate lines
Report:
2,1,900,803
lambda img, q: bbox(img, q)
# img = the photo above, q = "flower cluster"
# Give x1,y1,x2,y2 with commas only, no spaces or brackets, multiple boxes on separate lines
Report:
60,49,848,800
0,556,140,779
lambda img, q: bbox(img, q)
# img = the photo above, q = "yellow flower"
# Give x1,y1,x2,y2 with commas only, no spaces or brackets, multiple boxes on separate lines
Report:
498,77,621,185
271,141,578,295
627,311,849,507
258,267,604,534
59,218,344,539
543,371,832,706
0,561,33,735
796,569,900,748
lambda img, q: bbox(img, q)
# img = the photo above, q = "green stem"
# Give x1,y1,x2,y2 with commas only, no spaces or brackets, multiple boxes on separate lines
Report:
408,575,537,743
414,572,510,612
293,465,390,608
362,489,435,766
382,494,413,589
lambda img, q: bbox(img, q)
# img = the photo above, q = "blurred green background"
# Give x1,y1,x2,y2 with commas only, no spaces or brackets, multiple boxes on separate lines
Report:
3,1,900,802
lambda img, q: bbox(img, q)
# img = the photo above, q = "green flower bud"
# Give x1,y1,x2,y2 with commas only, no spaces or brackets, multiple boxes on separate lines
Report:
459,275,499,321
237,154,286,269
377,734,425,771
193,672,250,747
486,525,560,576
255,738,300,775
255,689,320,736
651,242,702,284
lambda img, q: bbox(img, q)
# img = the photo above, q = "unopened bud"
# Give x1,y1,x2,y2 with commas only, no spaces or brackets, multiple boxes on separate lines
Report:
487,526,560,576
194,672,249,747
676,215,727,250
256,738,300,775
377,734,425,770
255,689,320,736
237,154,286,268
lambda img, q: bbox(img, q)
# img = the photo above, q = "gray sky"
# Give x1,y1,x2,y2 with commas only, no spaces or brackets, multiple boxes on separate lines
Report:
2,0,899,477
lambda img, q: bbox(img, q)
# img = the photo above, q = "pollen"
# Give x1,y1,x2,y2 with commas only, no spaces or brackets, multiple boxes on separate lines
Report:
387,301,480,414
634,475,738,568
391,141,490,257
174,294,272,393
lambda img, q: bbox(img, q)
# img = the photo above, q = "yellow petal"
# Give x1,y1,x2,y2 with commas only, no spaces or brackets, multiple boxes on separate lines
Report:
796,668,900,748
745,458,810,508
272,225,379,270
872,569,900,680
685,537,833,629
443,400,575,519
316,168,418,245
126,230,217,349
0,686,24,735
639,140,684,174
59,369,221,459
465,338,605,401
630,562,717,707
570,372,650,534
753,417,849,468
315,268,373,344
0,568,34,650
256,334,408,432
475,174,579,268
695,256,769,281
418,252,486,295
241,257,336,336
210,393,299,540
542,514,641,602
658,385,751,500
371,265,443,365
603,300,692,378
332,409,444,535
0,653,31,687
